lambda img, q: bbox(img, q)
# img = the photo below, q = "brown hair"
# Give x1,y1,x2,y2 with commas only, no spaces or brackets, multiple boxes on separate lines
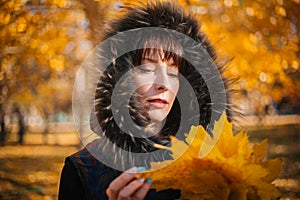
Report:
132,30,184,69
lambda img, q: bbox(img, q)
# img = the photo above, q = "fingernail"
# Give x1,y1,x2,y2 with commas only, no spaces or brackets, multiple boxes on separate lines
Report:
137,166,146,173
126,166,146,174
146,178,152,184
137,178,145,182
127,167,138,173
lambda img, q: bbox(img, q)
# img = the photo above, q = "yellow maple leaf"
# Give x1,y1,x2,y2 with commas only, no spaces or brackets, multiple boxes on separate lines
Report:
140,112,282,200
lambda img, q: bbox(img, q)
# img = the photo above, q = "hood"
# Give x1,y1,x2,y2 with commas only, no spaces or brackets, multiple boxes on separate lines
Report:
90,1,233,163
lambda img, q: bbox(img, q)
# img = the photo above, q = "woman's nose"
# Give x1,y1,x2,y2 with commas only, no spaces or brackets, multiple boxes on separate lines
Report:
154,68,169,92
155,83,168,91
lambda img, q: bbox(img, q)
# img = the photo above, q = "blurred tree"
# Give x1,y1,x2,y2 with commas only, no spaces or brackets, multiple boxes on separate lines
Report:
1,0,299,131
0,0,92,129
187,0,300,113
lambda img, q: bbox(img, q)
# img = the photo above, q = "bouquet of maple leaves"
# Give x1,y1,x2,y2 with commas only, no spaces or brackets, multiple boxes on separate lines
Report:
139,113,282,200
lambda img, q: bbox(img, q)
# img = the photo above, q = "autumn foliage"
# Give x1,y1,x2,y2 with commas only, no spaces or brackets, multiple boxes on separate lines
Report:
1,0,300,116
139,113,282,200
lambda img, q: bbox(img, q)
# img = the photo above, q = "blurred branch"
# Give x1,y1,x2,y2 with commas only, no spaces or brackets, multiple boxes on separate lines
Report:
3,46,25,55
79,0,111,46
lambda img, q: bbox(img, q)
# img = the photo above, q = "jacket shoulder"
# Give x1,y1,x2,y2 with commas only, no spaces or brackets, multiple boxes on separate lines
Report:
65,142,120,199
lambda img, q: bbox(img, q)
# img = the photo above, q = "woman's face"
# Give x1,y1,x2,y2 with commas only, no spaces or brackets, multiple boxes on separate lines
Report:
133,49,180,123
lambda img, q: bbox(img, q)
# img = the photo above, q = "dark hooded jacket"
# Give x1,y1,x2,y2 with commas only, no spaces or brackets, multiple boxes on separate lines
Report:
59,1,233,200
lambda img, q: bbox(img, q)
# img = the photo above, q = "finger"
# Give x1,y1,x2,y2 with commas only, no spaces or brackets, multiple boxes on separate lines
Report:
107,173,135,199
107,167,145,199
118,178,145,199
132,178,152,200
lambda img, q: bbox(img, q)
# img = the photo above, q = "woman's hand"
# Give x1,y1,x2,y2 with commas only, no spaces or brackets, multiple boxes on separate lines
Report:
106,167,152,200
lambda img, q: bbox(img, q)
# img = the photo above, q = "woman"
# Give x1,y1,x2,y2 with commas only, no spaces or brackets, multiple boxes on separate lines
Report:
59,1,232,199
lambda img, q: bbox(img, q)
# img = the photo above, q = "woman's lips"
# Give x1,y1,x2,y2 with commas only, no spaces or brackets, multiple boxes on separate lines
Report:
147,98,168,109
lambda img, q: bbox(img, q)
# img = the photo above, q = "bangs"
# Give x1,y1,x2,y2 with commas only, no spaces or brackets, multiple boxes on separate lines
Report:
133,32,183,68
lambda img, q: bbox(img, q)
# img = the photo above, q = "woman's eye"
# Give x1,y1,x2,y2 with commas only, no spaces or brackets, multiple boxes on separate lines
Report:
168,73,179,78
137,68,154,74
136,64,156,73
168,68,179,78
141,68,154,73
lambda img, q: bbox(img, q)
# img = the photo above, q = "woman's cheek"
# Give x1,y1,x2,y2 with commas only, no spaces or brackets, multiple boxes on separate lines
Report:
135,84,152,96
170,81,180,96
134,75,154,90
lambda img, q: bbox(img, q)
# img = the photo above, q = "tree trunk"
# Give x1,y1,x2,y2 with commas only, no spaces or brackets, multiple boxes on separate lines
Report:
0,104,6,145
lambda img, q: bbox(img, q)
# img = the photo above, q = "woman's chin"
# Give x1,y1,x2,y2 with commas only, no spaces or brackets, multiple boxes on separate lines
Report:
147,109,169,123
